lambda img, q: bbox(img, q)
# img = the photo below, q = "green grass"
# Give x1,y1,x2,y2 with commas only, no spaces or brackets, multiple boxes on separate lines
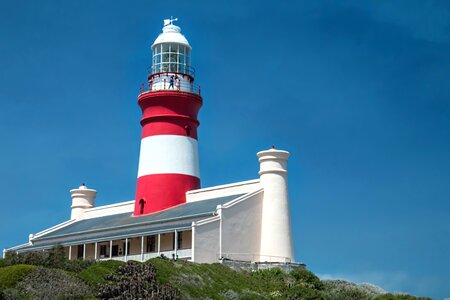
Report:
0,264,35,291
78,260,125,286
147,258,286,299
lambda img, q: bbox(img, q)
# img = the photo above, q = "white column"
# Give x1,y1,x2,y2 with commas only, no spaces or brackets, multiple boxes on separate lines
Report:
157,234,161,255
94,242,98,260
258,148,294,262
83,244,86,260
109,240,113,258
191,223,195,262
125,238,128,261
68,245,72,260
174,230,178,258
141,236,144,261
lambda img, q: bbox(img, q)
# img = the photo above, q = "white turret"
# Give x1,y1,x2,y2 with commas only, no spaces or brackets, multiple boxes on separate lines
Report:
258,147,295,263
70,184,97,220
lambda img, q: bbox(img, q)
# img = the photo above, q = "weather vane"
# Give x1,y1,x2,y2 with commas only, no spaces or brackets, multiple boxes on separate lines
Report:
164,16,178,26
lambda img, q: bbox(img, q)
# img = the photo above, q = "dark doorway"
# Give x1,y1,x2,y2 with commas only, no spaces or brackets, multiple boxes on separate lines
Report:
77,244,84,259
111,245,119,257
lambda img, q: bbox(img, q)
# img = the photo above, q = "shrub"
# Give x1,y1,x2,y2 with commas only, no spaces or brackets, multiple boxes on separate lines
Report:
2,246,94,273
0,264,35,292
98,261,179,299
290,269,324,290
79,260,125,286
375,294,432,300
252,268,287,282
15,266,94,299
1,288,29,300
284,285,327,300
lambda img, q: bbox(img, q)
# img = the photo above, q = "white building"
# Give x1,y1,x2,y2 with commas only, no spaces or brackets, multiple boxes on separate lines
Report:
5,19,296,266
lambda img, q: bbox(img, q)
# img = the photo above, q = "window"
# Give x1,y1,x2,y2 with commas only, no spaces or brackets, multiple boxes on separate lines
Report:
146,235,156,252
77,244,84,259
122,241,130,255
139,199,145,214
99,245,107,257
111,245,119,257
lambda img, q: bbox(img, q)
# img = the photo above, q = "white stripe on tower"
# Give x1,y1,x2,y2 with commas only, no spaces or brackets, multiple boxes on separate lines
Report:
137,135,200,178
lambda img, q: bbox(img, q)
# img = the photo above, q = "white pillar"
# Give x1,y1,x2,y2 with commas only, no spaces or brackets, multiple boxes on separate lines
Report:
125,238,128,261
109,240,112,258
191,223,195,262
94,242,98,260
157,234,161,255
2,249,6,259
83,244,86,260
258,148,294,262
141,236,144,261
174,230,178,258
69,245,72,260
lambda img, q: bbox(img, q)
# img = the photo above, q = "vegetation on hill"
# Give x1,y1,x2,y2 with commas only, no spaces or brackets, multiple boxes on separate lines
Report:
0,247,431,299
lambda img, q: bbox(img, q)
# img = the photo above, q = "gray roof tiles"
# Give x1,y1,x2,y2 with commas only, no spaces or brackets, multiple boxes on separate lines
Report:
22,194,244,250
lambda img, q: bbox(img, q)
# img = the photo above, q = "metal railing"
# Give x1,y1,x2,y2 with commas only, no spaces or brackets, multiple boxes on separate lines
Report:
140,77,201,96
148,65,196,78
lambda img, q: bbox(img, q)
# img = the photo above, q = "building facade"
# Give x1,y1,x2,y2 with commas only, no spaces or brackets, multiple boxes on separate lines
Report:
5,19,296,265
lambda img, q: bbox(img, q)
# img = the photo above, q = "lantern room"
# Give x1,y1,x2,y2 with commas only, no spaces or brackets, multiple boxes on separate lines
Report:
148,18,197,93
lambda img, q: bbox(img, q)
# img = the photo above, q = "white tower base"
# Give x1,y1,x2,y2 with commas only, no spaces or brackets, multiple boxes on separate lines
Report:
258,148,294,263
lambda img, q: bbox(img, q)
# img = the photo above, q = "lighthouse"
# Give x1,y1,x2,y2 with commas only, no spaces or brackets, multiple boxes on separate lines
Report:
7,19,299,268
134,18,203,216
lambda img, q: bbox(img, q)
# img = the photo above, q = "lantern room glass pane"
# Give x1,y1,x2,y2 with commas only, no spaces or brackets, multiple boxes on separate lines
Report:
170,53,178,63
179,54,185,65
161,63,169,72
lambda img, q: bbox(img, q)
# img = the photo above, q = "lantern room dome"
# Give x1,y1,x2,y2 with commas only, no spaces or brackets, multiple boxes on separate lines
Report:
152,23,191,49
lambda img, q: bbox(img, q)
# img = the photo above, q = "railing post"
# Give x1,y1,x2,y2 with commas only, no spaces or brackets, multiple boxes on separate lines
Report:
164,79,166,89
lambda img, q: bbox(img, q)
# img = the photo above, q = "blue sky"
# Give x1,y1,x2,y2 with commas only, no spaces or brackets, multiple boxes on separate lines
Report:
0,0,449,298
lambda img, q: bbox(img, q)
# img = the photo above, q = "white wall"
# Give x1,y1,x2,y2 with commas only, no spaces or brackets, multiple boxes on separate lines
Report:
220,190,264,261
186,179,260,202
193,217,220,263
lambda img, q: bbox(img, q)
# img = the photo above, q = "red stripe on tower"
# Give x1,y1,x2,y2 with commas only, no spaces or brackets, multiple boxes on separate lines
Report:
134,18,203,216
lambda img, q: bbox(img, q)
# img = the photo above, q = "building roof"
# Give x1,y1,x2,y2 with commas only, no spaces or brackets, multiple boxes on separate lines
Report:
14,194,244,252
152,23,191,48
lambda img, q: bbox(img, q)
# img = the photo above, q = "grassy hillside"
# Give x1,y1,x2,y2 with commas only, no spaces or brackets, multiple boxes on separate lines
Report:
0,249,431,300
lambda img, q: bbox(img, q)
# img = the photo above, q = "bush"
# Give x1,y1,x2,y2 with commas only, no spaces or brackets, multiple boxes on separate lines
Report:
284,285,327,300
15,266,94,299
98,261,180,299
252,268,287,283
375,294,432,300
79,260,125,286
290,269,324,290
3,246,94,273
0,264,35,292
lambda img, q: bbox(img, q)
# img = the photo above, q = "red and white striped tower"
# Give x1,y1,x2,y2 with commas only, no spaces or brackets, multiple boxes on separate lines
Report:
134,18,202,216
